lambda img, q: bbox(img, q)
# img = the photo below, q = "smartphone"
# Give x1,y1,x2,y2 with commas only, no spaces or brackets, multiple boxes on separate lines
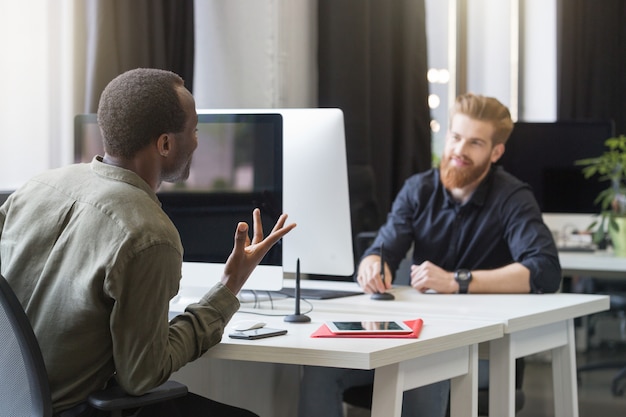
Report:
228,327,288,340
326,320,413,335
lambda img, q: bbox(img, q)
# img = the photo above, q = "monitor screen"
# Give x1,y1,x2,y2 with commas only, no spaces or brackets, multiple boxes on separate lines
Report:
497,121,615,214
74,113,284,291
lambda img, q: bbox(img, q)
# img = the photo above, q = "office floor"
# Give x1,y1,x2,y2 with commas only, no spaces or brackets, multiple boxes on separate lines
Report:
345,325,626,417
518,343,626,417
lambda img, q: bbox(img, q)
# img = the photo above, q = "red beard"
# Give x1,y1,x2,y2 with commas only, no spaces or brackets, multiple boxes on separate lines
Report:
440,154,490,189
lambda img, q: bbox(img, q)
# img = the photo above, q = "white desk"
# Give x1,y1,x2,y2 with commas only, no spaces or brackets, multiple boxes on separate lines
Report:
171,293,502,417
171,276,607,417
292,280,609,417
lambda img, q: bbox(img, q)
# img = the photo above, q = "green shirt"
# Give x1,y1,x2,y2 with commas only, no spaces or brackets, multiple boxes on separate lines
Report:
0,157,240,413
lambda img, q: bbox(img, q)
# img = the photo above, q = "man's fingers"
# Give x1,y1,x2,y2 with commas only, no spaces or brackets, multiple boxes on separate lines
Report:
271,213,289,232
233,222,249,252
242,209,296,255
251,208,264,244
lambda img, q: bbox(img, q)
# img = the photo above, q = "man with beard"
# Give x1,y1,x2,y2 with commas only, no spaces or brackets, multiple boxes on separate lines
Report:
297,93,561,417
1,68,296,417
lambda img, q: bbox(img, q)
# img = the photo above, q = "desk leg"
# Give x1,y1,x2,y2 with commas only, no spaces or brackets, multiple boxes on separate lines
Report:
371,346,476,417
552,319,579,417
488,335,516,417
489,321,579,417
450,344,478,417
371,362,403,417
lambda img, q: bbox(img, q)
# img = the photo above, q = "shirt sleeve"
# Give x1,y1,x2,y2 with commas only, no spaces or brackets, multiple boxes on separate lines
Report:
361,178,419,277
500,186,562,293
105,244,239,395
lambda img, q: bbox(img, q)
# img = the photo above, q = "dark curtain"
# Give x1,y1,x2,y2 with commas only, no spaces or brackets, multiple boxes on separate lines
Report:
557,0,626,135
83,0,195,112
318,0,431,242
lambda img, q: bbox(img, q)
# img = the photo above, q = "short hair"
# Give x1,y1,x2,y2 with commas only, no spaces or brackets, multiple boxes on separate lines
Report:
449,93,514,145
97,68,187,159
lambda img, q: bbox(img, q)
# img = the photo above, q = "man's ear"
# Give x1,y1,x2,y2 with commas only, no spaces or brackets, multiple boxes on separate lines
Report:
491,143,505,163
156,134,170,157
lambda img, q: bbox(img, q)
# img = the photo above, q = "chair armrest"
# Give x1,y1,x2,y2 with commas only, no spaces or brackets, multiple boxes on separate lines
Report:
87,380,188,411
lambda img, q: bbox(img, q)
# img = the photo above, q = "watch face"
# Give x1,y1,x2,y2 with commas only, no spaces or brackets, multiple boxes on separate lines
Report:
457,271,470,281
455,269,471,294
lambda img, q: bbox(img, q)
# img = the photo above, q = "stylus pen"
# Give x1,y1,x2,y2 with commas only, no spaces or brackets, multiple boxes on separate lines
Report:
379,243,385,285
294,258,301,314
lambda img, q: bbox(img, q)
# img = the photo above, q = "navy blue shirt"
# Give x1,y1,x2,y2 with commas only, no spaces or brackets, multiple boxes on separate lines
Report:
362,166,562,293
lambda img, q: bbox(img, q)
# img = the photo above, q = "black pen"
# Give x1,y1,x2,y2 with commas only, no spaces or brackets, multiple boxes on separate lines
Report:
380,243,385,282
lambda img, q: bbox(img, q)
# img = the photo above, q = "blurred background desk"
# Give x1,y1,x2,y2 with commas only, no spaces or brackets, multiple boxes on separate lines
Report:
558,250,626,396
559,251,626,280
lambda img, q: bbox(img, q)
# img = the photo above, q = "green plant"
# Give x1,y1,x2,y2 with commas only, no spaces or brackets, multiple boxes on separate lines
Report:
576,134,626,242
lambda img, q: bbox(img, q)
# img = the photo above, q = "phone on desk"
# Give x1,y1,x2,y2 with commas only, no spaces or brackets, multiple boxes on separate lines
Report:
229,327,288,340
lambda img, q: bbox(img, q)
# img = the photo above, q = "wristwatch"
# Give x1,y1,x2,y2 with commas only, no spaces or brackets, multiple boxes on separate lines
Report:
454,269,472,294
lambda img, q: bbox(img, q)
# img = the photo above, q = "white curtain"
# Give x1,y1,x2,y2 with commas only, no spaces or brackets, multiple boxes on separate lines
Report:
0,0,85,190
193,0,317,109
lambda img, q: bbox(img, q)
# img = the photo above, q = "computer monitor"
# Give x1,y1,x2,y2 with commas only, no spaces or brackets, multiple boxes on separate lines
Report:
497,121,615,213
74,113,285,291
198,108,355,278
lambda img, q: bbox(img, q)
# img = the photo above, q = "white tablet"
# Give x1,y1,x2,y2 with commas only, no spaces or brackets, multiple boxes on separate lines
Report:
326,320,413,335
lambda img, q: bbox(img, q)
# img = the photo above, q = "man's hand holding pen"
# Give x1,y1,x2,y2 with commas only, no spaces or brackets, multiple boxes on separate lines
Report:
356,254,393,294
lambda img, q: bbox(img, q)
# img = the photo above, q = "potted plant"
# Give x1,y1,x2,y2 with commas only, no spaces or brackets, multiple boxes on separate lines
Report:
576,134,626,255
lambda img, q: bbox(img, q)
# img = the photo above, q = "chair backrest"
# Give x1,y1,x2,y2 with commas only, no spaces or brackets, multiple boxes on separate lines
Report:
0,274,53,417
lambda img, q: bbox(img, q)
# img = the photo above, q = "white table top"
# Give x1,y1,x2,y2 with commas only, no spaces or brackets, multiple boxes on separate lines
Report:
205,309,502,370
171,277,607,368
279,279,609,334
170,277,503,369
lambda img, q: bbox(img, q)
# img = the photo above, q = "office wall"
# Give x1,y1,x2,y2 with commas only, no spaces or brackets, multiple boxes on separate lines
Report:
0,0,557,191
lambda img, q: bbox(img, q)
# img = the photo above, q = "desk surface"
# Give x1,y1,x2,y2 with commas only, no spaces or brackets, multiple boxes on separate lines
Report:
280,279,609,334
208,310,502,370
173,293,500,417
171,279,503,369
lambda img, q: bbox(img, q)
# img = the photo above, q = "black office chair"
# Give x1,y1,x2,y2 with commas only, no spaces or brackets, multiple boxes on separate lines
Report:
0,273,188,417
576,278,626,396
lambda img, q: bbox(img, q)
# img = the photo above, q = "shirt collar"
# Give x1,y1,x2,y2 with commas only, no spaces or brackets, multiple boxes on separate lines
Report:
90,156,160,205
